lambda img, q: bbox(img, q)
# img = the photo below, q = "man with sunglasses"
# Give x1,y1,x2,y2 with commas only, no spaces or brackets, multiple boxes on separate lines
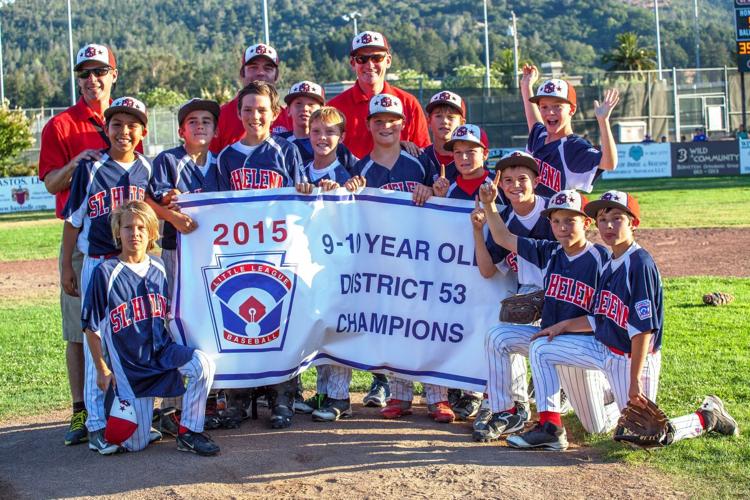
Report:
39,43,132,447
209,43,293,154
329,31,430,160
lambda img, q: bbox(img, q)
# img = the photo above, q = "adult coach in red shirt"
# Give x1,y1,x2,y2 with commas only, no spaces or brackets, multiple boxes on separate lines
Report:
38,43,118,447
209,43,292,154
329,31,430,159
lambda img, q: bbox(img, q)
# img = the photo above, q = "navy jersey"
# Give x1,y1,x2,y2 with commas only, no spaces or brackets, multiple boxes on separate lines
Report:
64,152,151,256
487,196,555,289
353,151,435,192
526,122,602,197
444,170,500,201
82,257,194,399
590,243,663,354
424,144,458,184
217,136,303,191
516,238,607,329
300,159,351,186
149,145,219,250
279,132,359,173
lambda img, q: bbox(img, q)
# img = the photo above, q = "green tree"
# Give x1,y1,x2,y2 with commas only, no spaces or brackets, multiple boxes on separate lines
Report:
0,105,34,177
138,87,189,109
602,32,656,73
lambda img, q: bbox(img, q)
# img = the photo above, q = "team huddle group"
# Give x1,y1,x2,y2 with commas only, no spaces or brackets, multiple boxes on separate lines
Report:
38,30,739,458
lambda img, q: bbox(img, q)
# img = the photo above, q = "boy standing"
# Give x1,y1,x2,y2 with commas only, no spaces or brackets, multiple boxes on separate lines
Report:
520,65,620,197
423,90,466,184
83,200,219,456
61,96,153,452
508,191,739,450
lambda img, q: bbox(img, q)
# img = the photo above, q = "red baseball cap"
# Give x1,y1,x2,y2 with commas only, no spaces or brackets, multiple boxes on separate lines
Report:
584,190,641,223
529,79,577,108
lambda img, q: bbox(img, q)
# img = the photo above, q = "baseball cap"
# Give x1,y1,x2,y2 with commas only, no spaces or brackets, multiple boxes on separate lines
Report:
284,81,325,106
243,43,279,66
541,189,589,218
104,396,137,445
584,190,641,223
426,90,466,117
177,98,220,125
529,79,577,107
367,93,404,119
350,31,390,55
494,150,539,174
74,44,116,71
104,96,148,126
444,124,489,151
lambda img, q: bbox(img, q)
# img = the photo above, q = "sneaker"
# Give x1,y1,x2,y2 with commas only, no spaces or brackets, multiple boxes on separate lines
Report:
296,393,326,414
453,395,482,420
472,407,528,442
176,431,220,456
363,381,388,408
380,399,412,419
506,422,568,451
699,395,739,437
204,397,222,430
427,401,455,423
473,407,493,432
149,427,163,443
157,407,181,437
270,403,294,429
64,409,88,446
312,398,352,422
88,429,120,455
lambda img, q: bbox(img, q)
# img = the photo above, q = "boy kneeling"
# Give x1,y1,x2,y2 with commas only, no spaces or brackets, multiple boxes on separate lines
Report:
82,200,219,456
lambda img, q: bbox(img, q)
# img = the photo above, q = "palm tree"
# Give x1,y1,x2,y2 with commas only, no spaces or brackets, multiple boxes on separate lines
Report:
602,32,657,73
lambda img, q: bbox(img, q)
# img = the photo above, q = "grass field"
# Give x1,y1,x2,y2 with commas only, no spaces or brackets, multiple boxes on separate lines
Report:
0,175,748,262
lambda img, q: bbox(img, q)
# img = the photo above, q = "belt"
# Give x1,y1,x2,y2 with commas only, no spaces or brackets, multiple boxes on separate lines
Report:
89,252,118,259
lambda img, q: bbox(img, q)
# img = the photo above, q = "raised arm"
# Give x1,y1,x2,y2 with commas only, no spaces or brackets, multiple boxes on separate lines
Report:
479,177,518,254
594,88,620,171
520,64,543,132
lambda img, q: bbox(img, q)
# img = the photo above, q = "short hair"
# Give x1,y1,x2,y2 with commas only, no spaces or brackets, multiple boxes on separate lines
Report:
110,200,160,252
309,106,346,134
236,81,281,116
427,103,464,118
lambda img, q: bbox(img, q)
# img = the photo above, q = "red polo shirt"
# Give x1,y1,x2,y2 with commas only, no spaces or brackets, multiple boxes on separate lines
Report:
209,95,292,154
38,98,110,219
328,81,430,159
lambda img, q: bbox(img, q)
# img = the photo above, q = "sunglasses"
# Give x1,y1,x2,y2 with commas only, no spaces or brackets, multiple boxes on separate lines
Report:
76,67,111,79
353,53,387,65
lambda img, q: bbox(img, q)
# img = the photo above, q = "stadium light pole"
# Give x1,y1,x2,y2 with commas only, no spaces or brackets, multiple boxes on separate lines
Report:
693,0,700,71
0,0,16,105
342,12,361,36
654,0,664,80
482,0,491,92
262,0,270,45
67,0,76,105
508,10,519,88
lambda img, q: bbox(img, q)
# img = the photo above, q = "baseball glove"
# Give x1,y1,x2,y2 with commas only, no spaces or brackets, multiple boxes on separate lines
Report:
499,289,545,324
702,291,734,306
613,398,674,449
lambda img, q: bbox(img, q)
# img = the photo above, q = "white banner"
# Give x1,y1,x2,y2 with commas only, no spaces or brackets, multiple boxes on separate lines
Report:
739,139,750,175
0,176,55,213
603,143,671,180
172,188,514,392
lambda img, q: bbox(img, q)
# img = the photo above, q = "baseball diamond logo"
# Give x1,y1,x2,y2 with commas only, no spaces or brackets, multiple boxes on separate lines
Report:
203,252,297,353
360,33,372,44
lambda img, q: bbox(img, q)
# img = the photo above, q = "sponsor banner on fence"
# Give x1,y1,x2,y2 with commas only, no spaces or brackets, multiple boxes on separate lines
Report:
603,143,672,180
739,139,750,174
0,176,55,213
173,188,514,392
670,141,740,177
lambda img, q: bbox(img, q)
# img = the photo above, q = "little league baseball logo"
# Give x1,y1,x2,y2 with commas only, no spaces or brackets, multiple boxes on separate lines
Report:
11,188,30,206
203,252,297,353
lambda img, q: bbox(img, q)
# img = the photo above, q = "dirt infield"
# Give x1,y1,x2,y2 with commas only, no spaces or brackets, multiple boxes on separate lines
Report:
0,227,745,498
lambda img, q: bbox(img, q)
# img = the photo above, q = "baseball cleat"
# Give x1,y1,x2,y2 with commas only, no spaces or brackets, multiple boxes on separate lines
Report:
88,429,120,455
296,393,325,414
270,403,294,429
149,427,163,443
473,407,493,432
453,394,482,420
158,407,181,437
507,422,568,451
427,401,455,423
176,431,220,456
363,381,388,408
380,399,412,419
699,395,739,437
473,403,529,442
312,398,352,422
64,409,88,446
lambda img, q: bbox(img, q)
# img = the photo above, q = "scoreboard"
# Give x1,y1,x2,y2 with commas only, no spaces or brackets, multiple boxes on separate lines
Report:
737,1,750,71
